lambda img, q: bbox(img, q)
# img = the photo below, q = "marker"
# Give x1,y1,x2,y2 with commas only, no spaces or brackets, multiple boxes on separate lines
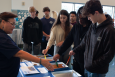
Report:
56,61,58,67
44,55,46,59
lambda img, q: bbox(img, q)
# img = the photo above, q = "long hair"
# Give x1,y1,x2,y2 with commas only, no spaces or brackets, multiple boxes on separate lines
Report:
76,6,92,27
51,10,71,39
76,6,84,26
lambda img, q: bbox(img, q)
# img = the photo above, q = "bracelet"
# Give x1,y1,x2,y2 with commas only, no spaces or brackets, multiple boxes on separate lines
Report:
40,58,41,65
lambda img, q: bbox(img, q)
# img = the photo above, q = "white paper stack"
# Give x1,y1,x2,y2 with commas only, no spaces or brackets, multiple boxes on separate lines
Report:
21,66,39,74
20,62,39,75
37,67,48,73
32,62,40,66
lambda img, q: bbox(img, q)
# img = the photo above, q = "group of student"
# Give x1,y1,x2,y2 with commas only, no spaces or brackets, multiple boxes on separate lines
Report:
0,0,115,77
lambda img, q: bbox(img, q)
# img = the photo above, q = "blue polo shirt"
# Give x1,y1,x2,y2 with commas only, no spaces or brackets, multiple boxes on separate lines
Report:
0,29,20,77
41,17,55,42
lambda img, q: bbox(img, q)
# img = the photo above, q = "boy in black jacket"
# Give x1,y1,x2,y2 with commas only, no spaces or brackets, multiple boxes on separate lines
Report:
22,6,42,55
69,0,115,77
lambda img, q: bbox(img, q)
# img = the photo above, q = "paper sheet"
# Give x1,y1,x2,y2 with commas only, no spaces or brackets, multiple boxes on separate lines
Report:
21,66,39,74
25,61,33,66
32,62,40,66
37,67,48,73
20,63,27,67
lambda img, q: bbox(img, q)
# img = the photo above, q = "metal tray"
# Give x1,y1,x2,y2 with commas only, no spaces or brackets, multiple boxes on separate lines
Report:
50,62,69,72
50,62,68,68
52,70,82,77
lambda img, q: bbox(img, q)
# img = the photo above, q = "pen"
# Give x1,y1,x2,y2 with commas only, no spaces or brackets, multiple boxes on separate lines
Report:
56,61,58,67
66,56,70,65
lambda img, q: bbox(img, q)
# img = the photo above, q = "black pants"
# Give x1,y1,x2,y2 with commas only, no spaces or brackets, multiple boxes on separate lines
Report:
73,59,85,77
41,41,54,56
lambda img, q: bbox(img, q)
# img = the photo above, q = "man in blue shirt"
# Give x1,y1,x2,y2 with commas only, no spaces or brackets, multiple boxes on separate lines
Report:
41,7,55,56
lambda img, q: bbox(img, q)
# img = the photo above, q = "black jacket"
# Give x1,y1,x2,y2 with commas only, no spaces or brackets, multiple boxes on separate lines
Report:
22,17,43,45
58,23,90,63
73,15,115,74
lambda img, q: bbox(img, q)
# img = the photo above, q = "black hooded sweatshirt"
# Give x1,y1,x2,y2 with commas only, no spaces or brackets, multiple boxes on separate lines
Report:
58,23,90,64
22,17,43,45
73,14,115,74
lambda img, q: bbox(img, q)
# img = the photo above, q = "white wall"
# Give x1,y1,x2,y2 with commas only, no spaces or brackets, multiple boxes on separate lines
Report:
100,0,115,6
33,0,115,19
0,0,115,16
0,0,12,13
12,0,33,10
33,0,62,18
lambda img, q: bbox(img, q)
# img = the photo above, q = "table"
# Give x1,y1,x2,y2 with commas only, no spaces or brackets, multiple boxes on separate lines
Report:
17,60,71,77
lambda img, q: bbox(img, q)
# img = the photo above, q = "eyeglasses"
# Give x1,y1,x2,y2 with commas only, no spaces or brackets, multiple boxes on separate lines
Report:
7,21,16,27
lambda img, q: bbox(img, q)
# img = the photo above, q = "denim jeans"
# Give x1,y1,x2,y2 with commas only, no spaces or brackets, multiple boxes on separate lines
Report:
85,69,106,77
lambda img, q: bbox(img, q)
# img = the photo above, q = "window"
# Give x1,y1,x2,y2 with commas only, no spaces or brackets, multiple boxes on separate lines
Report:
103,6,115,27
75,4,84,12
112,7,115,27
62,2,115,27
61,3,74,13
103,6,113,18
62,2,84,13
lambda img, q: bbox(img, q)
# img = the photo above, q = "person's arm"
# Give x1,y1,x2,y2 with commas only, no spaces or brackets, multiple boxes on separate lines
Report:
69,26,88,56
56,25,73,47
15,50,40,62
42,27,56,54
72,36,86,55
56,41,64,47
40,19,50,38
72,23,92,54
53,26,74,61
58,26,74,55
43,31,50,38
14,50,54,71
0,37,54,71
43,19,55,38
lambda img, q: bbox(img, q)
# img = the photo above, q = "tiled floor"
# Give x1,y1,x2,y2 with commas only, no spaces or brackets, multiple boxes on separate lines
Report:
106,57,115,77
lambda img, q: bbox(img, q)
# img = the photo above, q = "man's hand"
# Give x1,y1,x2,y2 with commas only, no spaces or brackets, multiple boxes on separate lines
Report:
53,54,60,61
42,49,48,55
41,59,54,71
46,35,50,41
69,50,75,56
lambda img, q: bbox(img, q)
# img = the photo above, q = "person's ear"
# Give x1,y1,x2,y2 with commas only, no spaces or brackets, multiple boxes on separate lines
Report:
1,20,5,29
95,11,99,15
1,20,6,24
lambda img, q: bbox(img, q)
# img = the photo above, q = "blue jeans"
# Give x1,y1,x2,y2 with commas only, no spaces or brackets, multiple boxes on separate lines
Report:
85,69,106,77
